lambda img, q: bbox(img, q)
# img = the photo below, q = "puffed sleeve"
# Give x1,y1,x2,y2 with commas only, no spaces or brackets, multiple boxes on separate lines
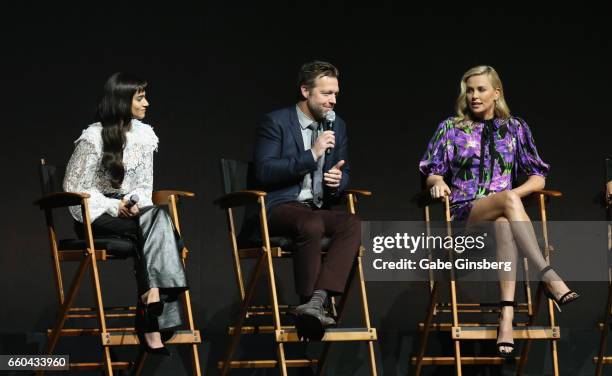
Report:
419,118,453,176
63,139,121,222
513,117,550,177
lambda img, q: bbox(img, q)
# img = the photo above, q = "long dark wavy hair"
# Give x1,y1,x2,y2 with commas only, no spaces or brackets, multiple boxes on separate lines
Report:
96,72,147,188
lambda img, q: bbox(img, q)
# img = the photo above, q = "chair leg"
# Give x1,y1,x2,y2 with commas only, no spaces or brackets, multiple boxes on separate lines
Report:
356,256,378,376
316,257,358,376
133,351,147,376
450,280,462,376
316,255,358,376
220,254,266,376
89,252,113,375
415,281,438,376
277,343,288,376
548,300,560,376
263,248,288,376
596,280,612,375
180,289,202,375
36,256,92,376
517,284,544,375
188,343,201,376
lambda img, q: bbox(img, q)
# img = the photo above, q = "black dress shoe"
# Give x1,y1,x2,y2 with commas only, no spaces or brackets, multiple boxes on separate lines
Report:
292,303,336,341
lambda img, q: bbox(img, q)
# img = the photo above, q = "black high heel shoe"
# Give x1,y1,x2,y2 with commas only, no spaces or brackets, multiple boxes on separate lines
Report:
539,266,580,311
496,301,515,359
135,302,170,356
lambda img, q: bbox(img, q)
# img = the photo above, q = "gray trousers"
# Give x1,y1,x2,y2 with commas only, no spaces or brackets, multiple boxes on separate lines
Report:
83,206,188,330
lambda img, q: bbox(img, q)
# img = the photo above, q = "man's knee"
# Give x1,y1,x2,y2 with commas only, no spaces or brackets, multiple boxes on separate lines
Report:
296,214,325,239
345,213,361,234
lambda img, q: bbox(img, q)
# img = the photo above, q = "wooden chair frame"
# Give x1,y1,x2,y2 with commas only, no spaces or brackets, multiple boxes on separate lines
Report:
594,158,612,375
34,159,202,375
214,187,378,376
412,190,564,376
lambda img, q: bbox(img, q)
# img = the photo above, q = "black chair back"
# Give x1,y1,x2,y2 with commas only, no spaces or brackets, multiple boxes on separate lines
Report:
39,159,64,195
606,158,611,219
219,158,260,244
220,158,254,194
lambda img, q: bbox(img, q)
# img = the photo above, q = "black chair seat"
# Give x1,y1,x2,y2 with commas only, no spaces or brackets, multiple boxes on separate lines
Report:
59,238,136,259
239,236,333,253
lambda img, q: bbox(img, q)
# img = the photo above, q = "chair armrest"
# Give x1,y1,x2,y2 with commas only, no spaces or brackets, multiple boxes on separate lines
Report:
214,190,267,209
34,192,90,209
152,190,195,205
531,190,562,198
523,189,562,206
343,189,373,197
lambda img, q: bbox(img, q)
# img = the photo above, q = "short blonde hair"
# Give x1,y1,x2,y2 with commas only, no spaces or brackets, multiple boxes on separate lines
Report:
455,65,510,122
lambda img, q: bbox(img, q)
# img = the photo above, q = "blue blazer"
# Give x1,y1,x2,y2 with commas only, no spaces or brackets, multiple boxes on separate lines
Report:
253,106,350,214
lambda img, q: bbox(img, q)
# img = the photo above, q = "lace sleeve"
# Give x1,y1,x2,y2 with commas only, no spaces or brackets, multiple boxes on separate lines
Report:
63,139,121,222
124,148,154,208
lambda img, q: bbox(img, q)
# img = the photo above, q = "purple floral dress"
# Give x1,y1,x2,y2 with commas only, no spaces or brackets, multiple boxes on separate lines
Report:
419,116,549,220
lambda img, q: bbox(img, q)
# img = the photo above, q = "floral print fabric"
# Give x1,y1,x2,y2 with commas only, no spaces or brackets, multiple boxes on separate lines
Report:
419,116,549,220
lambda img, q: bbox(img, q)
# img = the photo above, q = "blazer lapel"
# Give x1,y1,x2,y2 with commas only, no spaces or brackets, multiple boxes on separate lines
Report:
288,108,306,151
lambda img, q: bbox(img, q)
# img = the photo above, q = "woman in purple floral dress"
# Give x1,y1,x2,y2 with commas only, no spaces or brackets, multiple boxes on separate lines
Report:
419,65,579,358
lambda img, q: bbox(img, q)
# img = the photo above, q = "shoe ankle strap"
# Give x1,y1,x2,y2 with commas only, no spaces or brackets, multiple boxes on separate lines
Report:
500,301,515,307
540,265,554,280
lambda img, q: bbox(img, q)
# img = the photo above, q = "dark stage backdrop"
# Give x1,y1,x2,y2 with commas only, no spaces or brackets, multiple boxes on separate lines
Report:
0,3,610,375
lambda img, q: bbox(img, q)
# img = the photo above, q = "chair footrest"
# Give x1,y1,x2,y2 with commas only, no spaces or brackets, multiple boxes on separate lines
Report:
418,322,531,331
276,327,377,342
246,304,294,317
451,326,560,340
69,361,132,370
411,356,519,365
433,302,530,314
48,327,135,336
228,325,295,335
100,330,201,346
58,249,109,261
218,359,318,369
593,356,612,364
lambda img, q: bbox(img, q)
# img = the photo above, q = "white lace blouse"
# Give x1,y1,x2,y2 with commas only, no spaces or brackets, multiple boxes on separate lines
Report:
63,119,159,222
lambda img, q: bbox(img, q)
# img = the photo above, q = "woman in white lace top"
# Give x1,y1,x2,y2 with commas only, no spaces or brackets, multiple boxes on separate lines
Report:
63,73,187,355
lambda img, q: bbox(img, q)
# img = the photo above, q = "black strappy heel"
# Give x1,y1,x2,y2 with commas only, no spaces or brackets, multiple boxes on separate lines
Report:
135,301,170,356
540,265,580,312
496,300,515,358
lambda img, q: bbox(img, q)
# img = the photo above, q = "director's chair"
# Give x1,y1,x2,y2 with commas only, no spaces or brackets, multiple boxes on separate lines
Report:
34,158,202,375
412,177,565,376
214,159,378,375
594,158,612,375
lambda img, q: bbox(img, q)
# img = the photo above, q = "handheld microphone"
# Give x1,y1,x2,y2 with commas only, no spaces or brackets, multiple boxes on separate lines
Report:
324,110,336,155
124,194,139,209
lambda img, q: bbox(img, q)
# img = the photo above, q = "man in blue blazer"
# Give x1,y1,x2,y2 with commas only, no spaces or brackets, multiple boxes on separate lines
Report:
253,61,361,338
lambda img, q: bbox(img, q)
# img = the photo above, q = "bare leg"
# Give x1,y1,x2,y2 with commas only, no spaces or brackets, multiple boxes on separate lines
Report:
141,288,163,348
491,216,517,354
467,191,574,301
142,287,160,305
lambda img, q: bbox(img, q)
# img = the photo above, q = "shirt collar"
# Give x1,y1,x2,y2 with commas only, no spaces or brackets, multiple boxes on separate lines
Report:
296,104,317,130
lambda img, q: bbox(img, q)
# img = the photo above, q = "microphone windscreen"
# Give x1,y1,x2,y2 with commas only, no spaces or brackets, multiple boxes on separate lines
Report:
325,110,336,122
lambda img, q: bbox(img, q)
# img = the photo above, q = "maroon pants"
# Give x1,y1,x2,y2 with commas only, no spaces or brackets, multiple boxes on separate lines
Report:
268,202,361,297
